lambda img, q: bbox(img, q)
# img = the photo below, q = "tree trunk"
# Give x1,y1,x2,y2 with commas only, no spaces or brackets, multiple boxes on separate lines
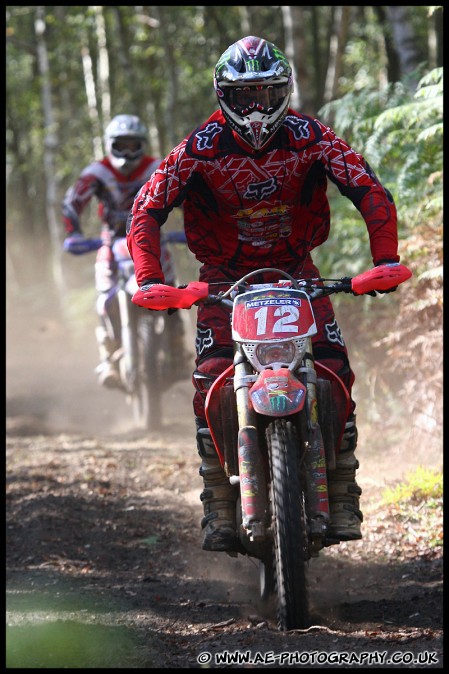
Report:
34,6,66,298
281,6,315,115
323,6,351,103
373,6,401,85
139,7,166,156
311,7,325,112
110,7,155,152
386,5,424,90
93,6,111,127
281,5,300,110
81,34,103,158
431,6,443,68
152,6,179,149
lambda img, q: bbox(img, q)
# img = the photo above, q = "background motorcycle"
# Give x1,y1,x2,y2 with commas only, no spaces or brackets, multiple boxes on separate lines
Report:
64,230,187,430
132,261,412,630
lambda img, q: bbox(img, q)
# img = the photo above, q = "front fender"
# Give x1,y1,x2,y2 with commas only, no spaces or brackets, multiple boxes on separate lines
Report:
249,368,306,416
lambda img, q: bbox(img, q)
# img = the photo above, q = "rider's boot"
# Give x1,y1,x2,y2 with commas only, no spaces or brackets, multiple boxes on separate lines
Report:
197,424,239,552
327,414,363,541
94,326,121,389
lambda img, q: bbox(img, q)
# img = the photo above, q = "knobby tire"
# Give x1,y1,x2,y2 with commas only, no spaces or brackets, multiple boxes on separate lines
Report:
137,312,164,431
121,294,163,432
267,418,309,630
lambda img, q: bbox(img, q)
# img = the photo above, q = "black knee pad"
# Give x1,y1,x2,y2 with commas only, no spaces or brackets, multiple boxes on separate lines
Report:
195,416,217,460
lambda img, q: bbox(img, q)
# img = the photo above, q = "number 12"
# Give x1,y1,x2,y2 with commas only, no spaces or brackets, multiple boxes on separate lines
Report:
254,305,299,335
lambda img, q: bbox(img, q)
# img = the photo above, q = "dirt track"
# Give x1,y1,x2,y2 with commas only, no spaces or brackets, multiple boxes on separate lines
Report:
6,300,443,668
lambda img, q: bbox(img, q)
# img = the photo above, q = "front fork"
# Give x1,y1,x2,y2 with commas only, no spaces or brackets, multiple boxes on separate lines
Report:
300,337,330,545
233,347,269,543
232,341,330,548
117,287,137,393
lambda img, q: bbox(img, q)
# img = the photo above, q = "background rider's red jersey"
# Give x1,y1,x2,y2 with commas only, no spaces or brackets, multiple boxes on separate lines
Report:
63,155,160,237
127,109,399,285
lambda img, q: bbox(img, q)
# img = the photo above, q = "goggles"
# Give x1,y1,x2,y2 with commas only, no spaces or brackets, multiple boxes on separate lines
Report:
224,83,290,116
111,137,145,160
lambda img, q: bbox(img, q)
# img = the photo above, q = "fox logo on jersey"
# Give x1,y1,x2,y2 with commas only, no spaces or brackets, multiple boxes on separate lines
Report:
284,116,311,141
195,122,223,151
244,177,278,200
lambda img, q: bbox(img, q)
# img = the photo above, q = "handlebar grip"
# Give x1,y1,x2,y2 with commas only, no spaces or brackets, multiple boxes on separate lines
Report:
132,281,209,310
63,237,103,255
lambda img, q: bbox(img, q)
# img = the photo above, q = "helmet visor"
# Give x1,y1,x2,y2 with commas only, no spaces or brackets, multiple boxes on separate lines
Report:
111,138,145,160
224,83,290,116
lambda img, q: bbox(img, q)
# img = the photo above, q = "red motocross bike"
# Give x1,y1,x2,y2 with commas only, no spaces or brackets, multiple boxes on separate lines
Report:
132,261,412,630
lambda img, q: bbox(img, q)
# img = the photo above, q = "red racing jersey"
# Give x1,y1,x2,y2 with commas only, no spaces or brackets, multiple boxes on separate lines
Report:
63,155,160,237
127,108,399,286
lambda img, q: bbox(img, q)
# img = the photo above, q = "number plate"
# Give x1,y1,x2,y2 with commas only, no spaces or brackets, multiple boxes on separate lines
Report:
232,288,317,342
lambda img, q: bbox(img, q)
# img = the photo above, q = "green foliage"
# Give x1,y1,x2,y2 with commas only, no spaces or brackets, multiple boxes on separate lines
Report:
366,68,442,220
381,466,443,506
7,620,143,668
315,84,408,278
322,68,442,212
317,67,442,276
317,67,443,459
380,466,443,550
6,6,440,236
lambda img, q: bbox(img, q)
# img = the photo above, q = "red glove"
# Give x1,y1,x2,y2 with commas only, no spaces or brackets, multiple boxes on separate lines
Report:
132,282,209,310
351,263,412,295
373,259,400,293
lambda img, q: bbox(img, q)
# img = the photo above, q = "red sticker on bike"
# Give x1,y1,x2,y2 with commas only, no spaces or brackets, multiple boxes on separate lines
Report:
232,289,317,342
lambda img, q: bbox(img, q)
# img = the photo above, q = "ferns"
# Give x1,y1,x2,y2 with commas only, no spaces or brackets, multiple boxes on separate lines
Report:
317,66,442,268
317,68,443,454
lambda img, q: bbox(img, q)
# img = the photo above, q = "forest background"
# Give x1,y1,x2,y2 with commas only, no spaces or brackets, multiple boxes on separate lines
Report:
6,5,443,455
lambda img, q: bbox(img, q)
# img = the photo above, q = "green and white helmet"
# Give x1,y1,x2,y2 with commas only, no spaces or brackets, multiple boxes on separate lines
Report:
104,114,148,173
214,36,293,151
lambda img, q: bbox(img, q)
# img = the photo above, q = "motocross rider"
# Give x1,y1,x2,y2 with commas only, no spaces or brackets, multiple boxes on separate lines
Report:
126,37,400,551
62,114,187,388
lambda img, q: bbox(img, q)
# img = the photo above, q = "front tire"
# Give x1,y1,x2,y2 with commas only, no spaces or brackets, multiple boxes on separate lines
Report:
136,312,165,430
267,418,309,630
121,295,164,431
259,556,275,601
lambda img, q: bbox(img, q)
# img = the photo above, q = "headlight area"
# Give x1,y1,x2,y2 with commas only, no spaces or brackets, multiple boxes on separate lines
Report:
256,341,295,367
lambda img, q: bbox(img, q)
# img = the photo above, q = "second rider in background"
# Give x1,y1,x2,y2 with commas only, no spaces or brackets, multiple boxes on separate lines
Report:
62,114,187,388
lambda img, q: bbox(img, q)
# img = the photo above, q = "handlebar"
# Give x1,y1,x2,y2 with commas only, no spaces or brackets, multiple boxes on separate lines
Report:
63,229,187,256
132,263,413,312
63,237,102,255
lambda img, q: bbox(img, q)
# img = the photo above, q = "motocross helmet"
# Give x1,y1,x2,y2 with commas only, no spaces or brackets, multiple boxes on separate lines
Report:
214,36,293,151
104,114,147,174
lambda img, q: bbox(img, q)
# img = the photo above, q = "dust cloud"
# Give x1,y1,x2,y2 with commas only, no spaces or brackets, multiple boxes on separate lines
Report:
6,235,442,486
6,236,443,640
6,229,198,437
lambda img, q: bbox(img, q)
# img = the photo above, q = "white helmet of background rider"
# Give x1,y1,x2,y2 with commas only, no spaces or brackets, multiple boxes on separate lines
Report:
214,36,293,151
104,114,148,174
